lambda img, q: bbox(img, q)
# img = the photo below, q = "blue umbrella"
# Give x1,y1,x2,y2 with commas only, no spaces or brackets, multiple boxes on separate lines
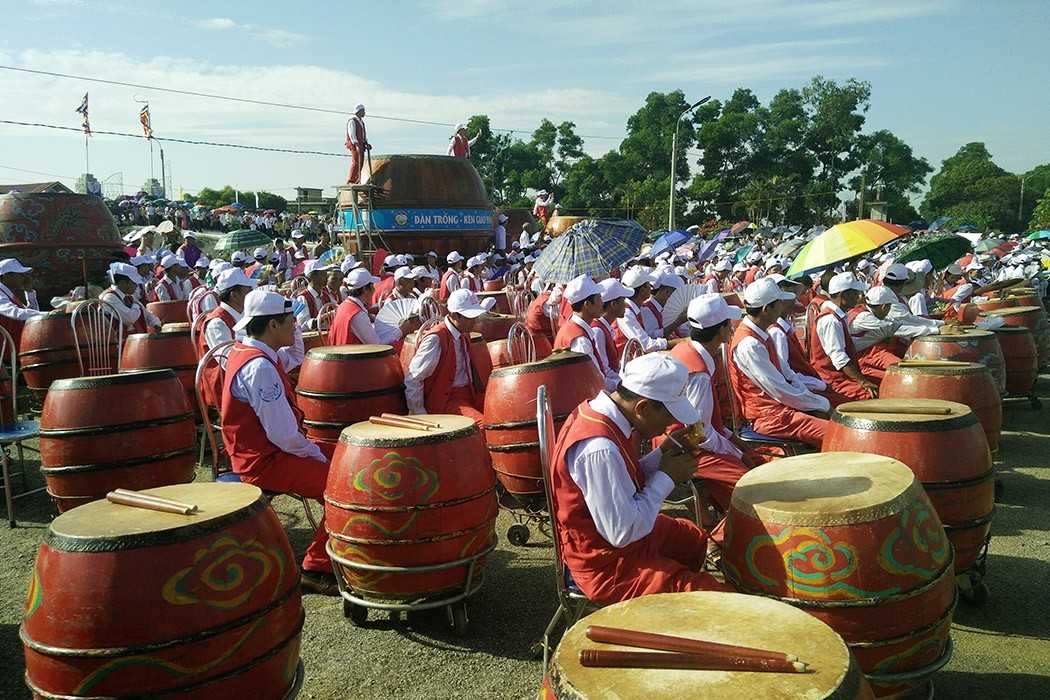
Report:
532,219,645,283
1026,229,1050,241
696,228,730,263
649,229,693,258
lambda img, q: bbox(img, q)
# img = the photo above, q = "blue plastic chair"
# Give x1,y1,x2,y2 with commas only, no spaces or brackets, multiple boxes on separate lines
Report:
0,325,43,527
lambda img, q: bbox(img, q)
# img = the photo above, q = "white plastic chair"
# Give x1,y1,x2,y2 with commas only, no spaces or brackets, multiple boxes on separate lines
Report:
70,300,123,376
316,302,339,333
507,322,536,365
619,338,644,373
188,286,219,321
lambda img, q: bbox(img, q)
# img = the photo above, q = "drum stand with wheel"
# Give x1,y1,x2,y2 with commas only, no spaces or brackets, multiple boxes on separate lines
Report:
955,531,991,606
1001,391,1042,411
326,538,496,636
497,485,550,547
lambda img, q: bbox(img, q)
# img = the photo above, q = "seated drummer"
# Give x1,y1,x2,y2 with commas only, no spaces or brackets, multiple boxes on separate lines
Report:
328,268,403,346
0,258,47,344
554,275,619,392
765,275,827,395
404,289,487,422
99,262,161,334
808,272,879,403
551,353,731,605
846,286,904,383
219,289,337,595
728,278,830,447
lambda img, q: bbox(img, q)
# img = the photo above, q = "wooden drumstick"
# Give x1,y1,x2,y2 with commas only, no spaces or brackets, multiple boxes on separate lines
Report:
585,625,799,663
837,405,952,416
368,416,432,431
111,489,199,513
578,649,809,673
106,491,197,515
380,413,441,428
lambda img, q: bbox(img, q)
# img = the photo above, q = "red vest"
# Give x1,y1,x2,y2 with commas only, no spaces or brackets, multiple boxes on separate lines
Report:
373,274,395,305
438,269,459,301
642,299,664,332
328,298,366,345
550,401,646,580
554,317,606,374
450,133,471,158
296,287,334,320
612,300,643,354
219,343,305,477
0,286,26,347
525,291,555,339
772,320,820,380
421,323,476,414
345,115,366,151
802,293,828,352
669,342,725,434
727,321,786,422
591,319,620,373
196,306,237,407
808,306,857,382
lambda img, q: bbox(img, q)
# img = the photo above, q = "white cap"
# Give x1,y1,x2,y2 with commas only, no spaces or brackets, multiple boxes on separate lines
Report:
447,251,464,264
182,230,196,239
215,268,258,293
856,259,871,270
253,247,268,259
732,262,749,273
654,272,684,291
905,259,933,275
687,293,742,329
212,261,233,276
714,259,732,272
109,262,145,286
446,289,488,318
160,254,181,269
828,272,867,295
231,251,249,264
340,257,362,274
883,263,910,282
194,255,210,269
621,267,655,289
345,267,380,290
427,250,438,258
743,278,795,307
619,354,700,426
130,255,153,267
498,213,508,223
394,265,417,281
597,278,633,303
945,263,964,276
865,286,897,306
233,289,293,331
455,122,466,131
355,103,366,112
964,259,983,271
303,259,332,276
411,265,435,279
564,275,602,305
467,254,486,268
766,273,787,284
156,220,175,234
291,230,305,239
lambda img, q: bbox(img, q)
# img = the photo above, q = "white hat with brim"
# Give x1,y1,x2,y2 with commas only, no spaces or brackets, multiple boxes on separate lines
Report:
130,255,154,267
0,259,32,275
883,263,910,282
195,256,210,269
156,220,175,234
232,290,293,331
687,293,742,329
291,230,305,239
109,262,145,286
160,254,180,270
411,265,435,280
564,275,602,305
620,353,700,426
215,268,259,293
182,231,196,239
303,260,332,276
597,279,632,303
828,272,867,295
447,251,464,264
744,278,795,307
621,267,655,289
447,289,487,318
394,266,418,281
865,285,897,306
345,268,380,290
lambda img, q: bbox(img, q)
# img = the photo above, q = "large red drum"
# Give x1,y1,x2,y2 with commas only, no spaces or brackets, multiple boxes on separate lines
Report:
21,483,304,699
147,299,189,325
982,306,1049,368
544,592,875,700
120,323,198,417
18,311,84,396
1007,290,1043,309
487,339,514,369
475,312,517,342
294,345,406,444
477,290,511,315
483,279,504,292
823,399,994,576
482,352,603,495
325,415,497,598
39,369,197,511
904,328,1005,394
723,453,955,698
880,361,1002,451
975,297,1017,313
992,326,1038,395
469,332,493,388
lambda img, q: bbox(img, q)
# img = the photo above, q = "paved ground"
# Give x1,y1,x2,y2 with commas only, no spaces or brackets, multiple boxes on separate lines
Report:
2,376,1049,698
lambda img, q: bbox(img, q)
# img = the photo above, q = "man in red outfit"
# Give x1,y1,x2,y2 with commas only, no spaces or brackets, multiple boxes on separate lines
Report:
220,290,338,595
345,103,370,184
808,272,879,403
550,353,731,605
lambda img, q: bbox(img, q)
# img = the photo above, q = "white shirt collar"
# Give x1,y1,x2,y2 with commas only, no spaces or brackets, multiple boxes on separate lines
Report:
219,302,242,320
624,298,640,313
689,340,716,370
241,336,278,363
646,298,663,311
742,316,769,340
570,314,591,332
821,300,845,317
588,391,632,439
444,316,463,340
597,317,614,331
776,317,791,331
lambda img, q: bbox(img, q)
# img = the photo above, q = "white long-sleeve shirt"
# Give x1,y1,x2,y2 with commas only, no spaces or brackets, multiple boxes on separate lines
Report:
848,308,901,352
592,317,621,390
563,314,618,391
154,276,190,301
341,296,400,345
617,299,667,352
404,318,471,414
639,298,664,336
565,391,673,548
0,283,45,322
682,342,742,459
99,287,159,330
768,318,826,392
887,299,941,340
294,287,325,330
908,292,930,316
204,302,245,368
732,318,829,413
228,333,323,462
815,301,852,370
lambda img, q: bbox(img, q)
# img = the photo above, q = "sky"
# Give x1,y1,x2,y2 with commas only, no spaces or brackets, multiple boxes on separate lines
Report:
1,0,1047,203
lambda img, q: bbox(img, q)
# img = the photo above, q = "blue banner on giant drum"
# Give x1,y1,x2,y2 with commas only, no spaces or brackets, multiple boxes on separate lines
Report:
344,208,493,231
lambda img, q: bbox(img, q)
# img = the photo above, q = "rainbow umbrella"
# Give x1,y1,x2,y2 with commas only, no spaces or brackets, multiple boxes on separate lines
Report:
786,219,910,278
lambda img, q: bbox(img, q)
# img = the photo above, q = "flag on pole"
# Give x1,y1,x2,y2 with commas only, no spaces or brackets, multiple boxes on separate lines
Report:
139,104,153,139
74,92,91,136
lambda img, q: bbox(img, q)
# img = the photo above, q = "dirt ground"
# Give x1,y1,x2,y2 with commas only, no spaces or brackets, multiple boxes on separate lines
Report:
2,377,1049,699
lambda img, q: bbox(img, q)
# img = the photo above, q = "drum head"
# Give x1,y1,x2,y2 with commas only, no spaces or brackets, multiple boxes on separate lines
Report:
49,483,263,542
342,413,476,446
923,328,993,340
161,322,191,332
307,344,394,360
983,305,1040,317
488,351,590,378
832,398,973,426
731,452,919,525
551,591,858,700
888,360,985,376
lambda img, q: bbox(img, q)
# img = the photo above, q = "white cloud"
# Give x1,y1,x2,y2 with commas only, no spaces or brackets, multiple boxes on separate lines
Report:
193,17,305,47
196,17,237,30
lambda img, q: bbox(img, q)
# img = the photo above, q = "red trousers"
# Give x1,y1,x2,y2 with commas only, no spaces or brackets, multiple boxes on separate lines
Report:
238,446,334,573
347,146,363,184
578,515,732,605
694,451,749,513
750,405,828,448
822,375,874,406
858,343,902,383
440,385,485,424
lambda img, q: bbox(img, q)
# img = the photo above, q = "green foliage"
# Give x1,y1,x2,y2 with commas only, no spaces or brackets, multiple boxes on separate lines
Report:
921,143,1021,231
185,186,287,211
1026,188,1050,231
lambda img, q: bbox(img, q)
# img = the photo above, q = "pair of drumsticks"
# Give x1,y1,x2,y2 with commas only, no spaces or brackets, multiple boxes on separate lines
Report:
368,414,442,431
579,625,809,673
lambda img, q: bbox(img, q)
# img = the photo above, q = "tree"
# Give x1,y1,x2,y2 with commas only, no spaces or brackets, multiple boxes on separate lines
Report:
847,130,932,222
801,76,872,218
921,143,1020,231
1020,164,1050,225
1028,188,1050,231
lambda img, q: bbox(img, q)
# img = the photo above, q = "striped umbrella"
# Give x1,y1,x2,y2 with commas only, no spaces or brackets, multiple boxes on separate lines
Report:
786,219,910,278
213,229,273,253
532,219,646,283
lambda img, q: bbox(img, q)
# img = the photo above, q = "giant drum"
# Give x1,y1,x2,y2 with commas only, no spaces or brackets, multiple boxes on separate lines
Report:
992,326,1038,395
483,352,602,496
904,328,1005,394
1007,289,1043,310
18,311,84,396
724,453,955,698
475,312,517,342
975,297,1017,313
544,592,874,700
295,345,406,445
325,415,497,599
469,332,493,388
147,299,189,325
823,399,994,578
120,324,198,417
39,369,197,511
880,361,1002,452
0,192,123,303
21,483,304,699
982,306,1049,368
546,215,587,237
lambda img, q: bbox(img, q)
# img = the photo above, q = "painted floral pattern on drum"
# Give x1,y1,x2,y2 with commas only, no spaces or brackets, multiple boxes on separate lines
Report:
161,535,287,610
352,451,440,503
878,501,950,579
23,567,42,619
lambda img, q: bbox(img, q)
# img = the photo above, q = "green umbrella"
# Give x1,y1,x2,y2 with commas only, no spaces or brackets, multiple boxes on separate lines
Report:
1026,230,1050,241
893,232,972,270
975,238,1005,251
213,229,272,253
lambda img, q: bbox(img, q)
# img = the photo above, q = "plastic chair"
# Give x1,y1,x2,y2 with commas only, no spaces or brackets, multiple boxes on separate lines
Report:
189,311,209,361
70,300,123,376
187,287,219,321
507,322,536,365
316,302,338,333
418,295,441,324
535,384,601,670
545,300,563,335
194,340,319,530
290,276,308,294
619,338,644,373
0,325,43,527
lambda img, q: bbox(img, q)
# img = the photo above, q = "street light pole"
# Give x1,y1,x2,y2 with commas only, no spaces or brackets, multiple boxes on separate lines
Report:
1019,175,1031,227
668,96,711,231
